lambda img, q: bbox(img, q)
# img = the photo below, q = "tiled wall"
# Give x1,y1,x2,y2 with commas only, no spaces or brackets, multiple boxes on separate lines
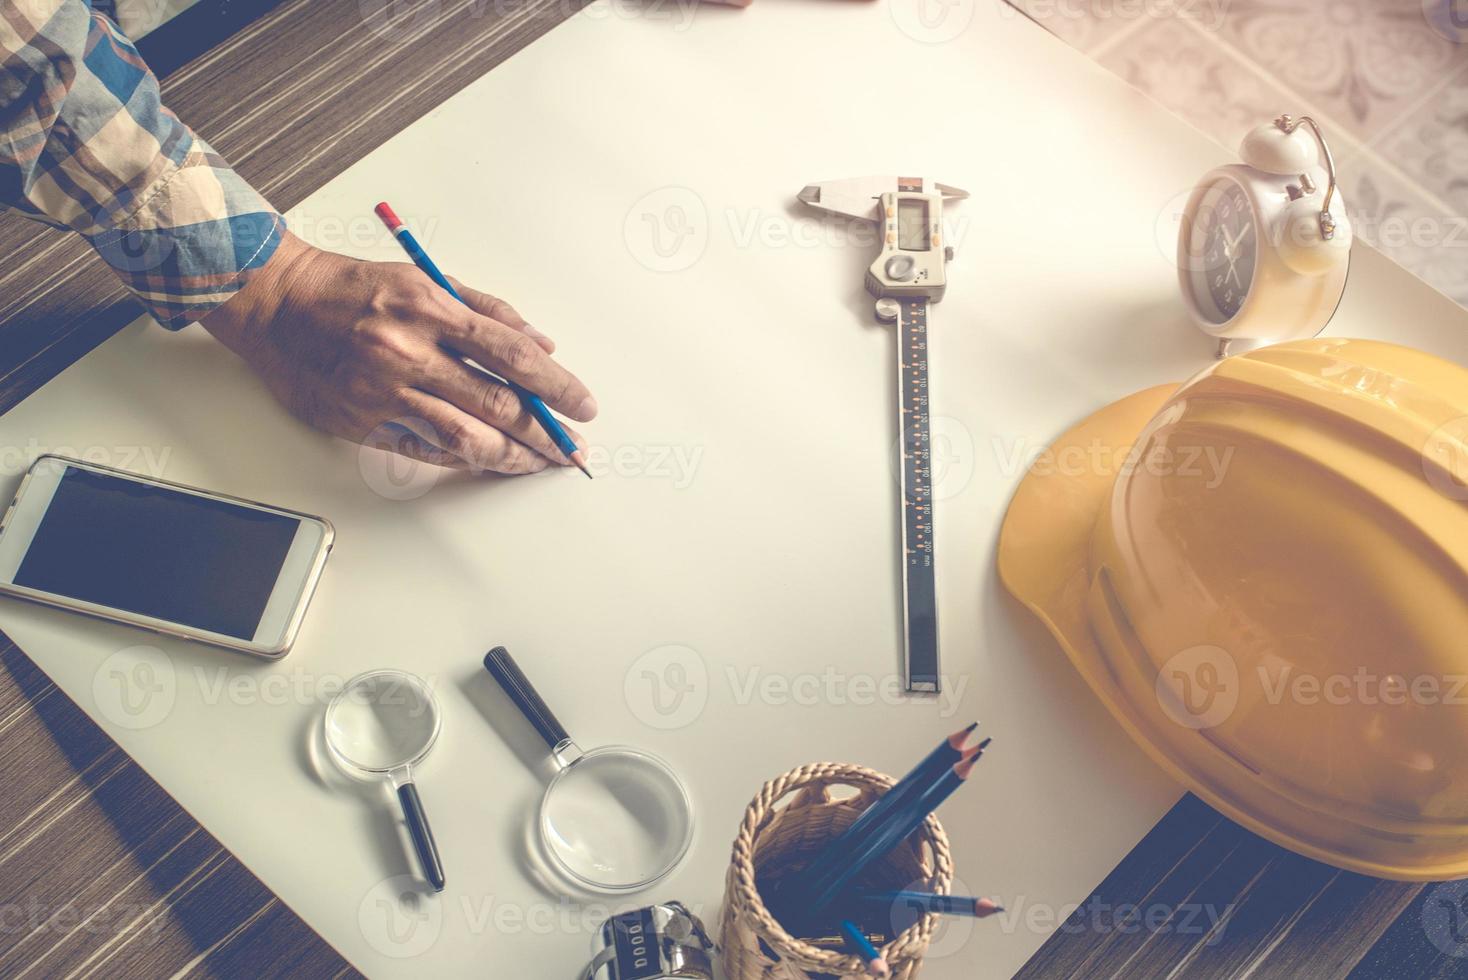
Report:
1009,0,1468,308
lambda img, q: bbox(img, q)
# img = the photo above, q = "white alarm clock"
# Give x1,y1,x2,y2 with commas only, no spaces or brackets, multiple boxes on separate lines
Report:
1178,115,1352,357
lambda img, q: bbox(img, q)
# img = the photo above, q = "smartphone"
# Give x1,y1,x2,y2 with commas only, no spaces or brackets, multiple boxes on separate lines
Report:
0,455,333,658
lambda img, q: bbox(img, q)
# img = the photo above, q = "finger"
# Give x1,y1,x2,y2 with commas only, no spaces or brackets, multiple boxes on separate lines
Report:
419,352,575,465
363,421,469,470
439,313,597,423
399,390,550,475
445,277,555,353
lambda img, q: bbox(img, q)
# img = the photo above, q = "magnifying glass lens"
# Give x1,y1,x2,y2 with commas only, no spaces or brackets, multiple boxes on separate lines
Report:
327,675,438,770
543,751,693,890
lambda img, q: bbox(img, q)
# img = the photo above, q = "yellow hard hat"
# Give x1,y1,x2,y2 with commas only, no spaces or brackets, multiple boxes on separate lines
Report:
998,339,1468,880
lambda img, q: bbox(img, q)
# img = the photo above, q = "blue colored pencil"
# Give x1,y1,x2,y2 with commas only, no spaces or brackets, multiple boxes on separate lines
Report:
855,890,1003,918
375,202,590,478
776,723,979,914
806,739,991,912
839,919,890,978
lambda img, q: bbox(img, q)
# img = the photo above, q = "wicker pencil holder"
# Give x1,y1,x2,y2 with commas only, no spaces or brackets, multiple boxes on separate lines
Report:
720,762,953,980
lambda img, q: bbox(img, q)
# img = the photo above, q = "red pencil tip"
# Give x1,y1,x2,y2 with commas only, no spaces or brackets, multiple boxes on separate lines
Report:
374,201,403,231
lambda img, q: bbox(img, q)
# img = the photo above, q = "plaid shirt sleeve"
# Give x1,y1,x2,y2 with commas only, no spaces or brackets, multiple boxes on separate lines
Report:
0,0,284,328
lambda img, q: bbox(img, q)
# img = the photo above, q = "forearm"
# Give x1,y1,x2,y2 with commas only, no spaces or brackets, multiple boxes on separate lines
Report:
0,0,283,327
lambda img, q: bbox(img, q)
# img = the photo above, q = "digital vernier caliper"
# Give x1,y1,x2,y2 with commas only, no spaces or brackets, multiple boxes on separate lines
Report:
798,177,968,694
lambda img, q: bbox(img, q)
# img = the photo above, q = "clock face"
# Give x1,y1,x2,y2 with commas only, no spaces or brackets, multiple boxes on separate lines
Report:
1191,181,1257,323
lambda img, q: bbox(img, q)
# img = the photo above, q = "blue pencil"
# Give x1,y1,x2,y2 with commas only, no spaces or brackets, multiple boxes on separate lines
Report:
839,919,890,978
855,890,1004,918
776,723,979,916
807,738,991,913
375,201,590,478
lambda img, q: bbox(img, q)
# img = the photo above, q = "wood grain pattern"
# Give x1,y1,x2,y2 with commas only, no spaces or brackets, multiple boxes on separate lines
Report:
1,0,1465,976
1014,794,1435,979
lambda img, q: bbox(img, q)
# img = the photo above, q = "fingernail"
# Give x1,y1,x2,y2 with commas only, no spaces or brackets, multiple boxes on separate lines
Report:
575,395,598,420
523,323,551,342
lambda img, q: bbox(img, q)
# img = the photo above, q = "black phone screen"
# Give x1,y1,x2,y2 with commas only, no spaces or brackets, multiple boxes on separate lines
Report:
13,466,302,639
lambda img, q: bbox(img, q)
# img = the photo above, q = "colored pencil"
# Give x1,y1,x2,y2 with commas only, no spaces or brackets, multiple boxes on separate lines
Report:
807,739,991,912
839,919,890,978
776,723,979,911
374,201,590,478
855,890,1004,918
844,722,979,845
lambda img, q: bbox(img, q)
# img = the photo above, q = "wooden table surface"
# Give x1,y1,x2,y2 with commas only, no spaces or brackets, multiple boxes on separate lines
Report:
0,1,1464,976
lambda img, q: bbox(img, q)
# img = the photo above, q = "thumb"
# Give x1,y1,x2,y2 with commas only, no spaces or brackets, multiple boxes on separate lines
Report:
445,277,555,353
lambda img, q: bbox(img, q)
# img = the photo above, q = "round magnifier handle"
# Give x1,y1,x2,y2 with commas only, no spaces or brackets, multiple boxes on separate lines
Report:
398,781,444,892
483,646,572,750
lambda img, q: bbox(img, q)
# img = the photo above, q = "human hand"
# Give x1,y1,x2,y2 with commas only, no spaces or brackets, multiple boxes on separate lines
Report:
199,232,597,475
